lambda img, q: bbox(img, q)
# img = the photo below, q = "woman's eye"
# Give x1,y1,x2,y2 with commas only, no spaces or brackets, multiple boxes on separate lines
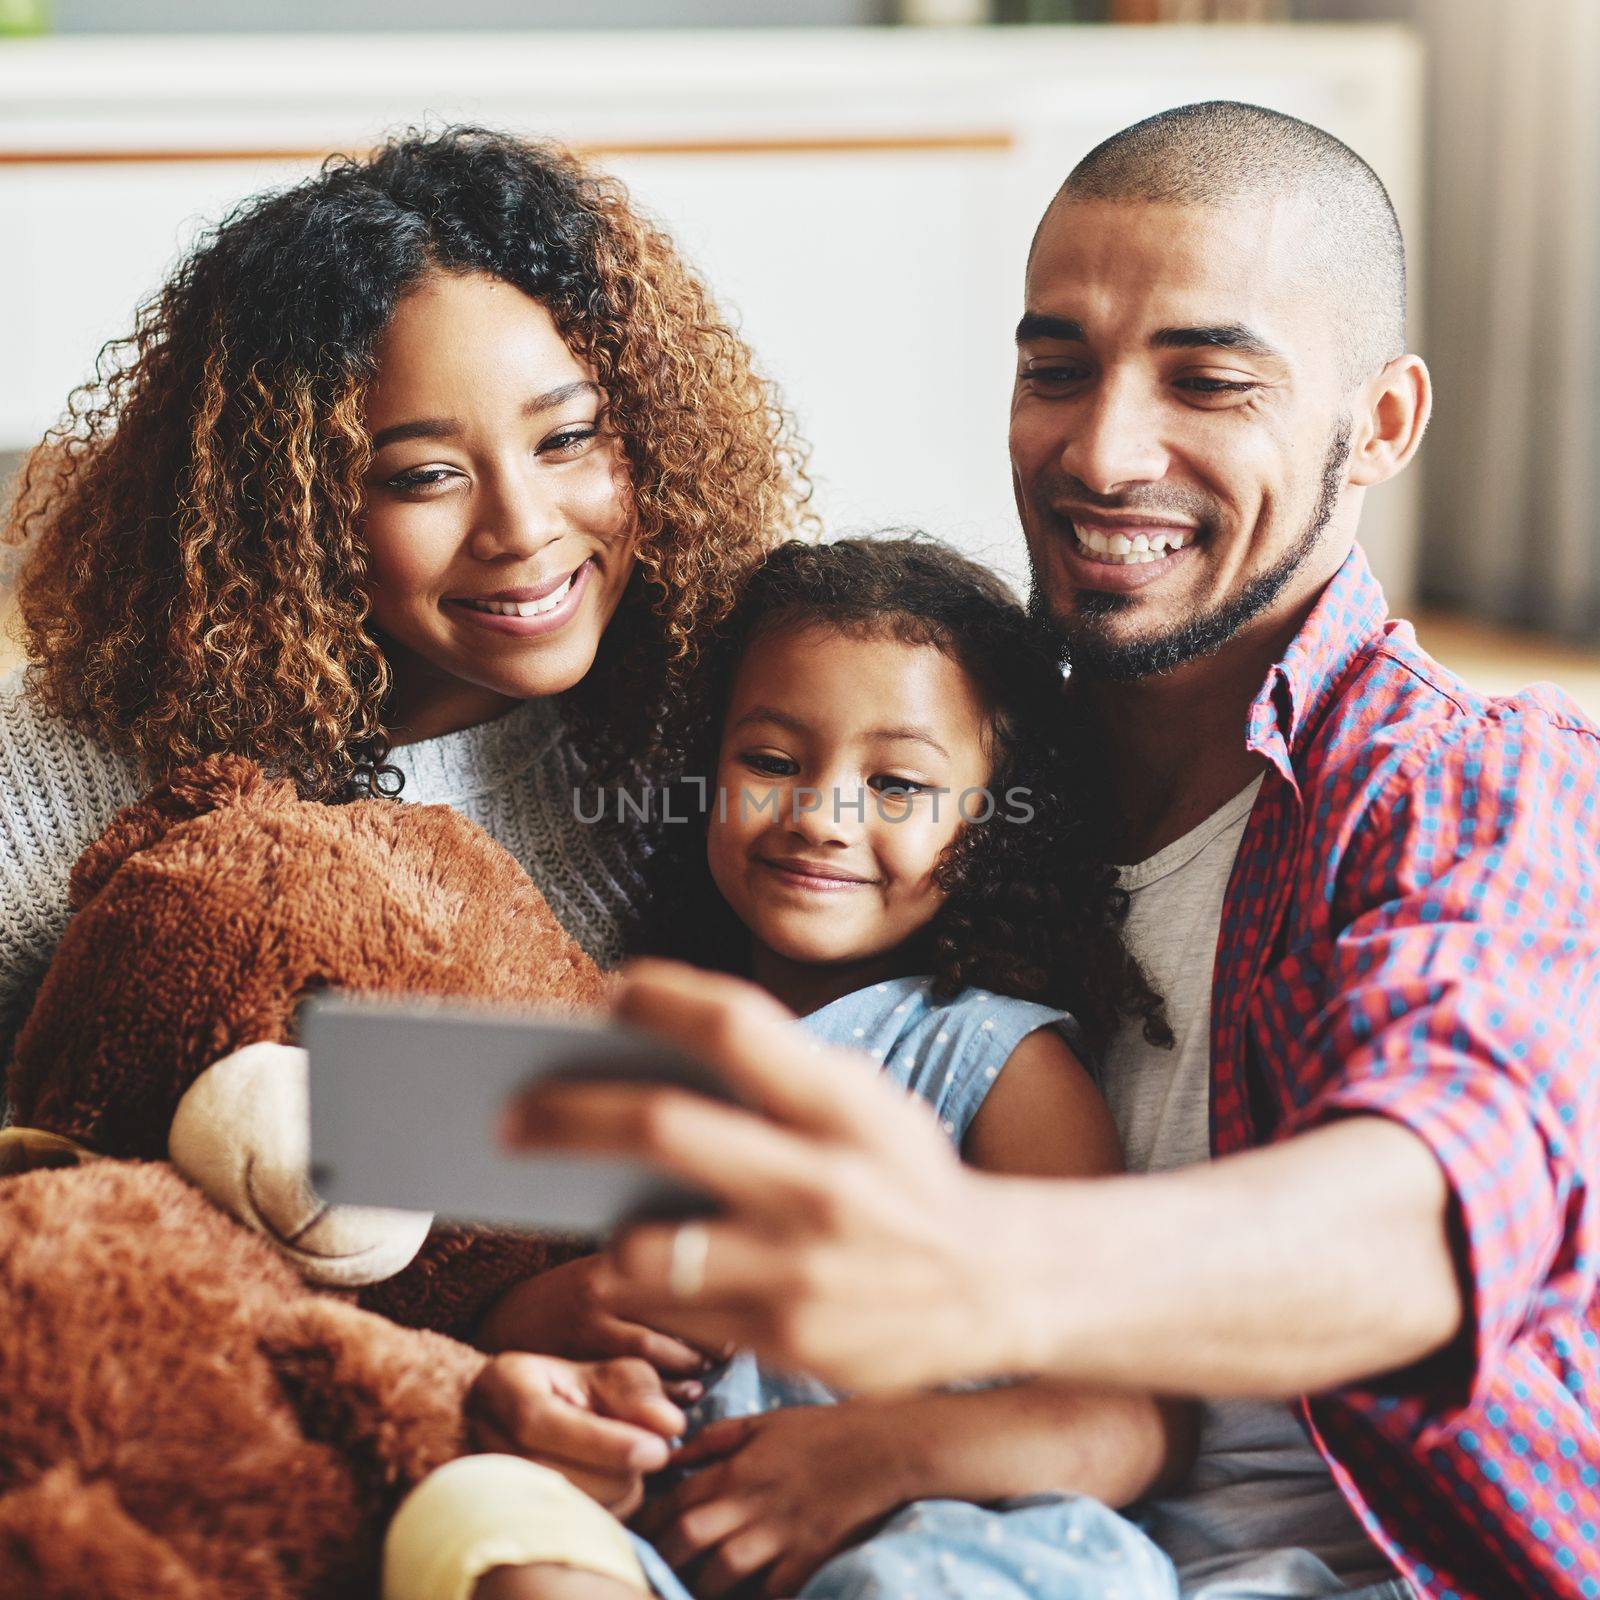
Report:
383,466,458,493
868,774,927,797
740,751,797,778
543,425,599,457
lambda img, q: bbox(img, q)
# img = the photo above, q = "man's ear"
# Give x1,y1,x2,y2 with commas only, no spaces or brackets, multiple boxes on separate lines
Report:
69,755,295,909
1347,353,1431,488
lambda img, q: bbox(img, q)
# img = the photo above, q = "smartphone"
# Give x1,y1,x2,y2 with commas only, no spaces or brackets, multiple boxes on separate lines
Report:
301,991,731,1237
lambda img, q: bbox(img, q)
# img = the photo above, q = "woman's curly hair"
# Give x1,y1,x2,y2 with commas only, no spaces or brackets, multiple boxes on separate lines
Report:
4,127,811,798
633,537,1170,1057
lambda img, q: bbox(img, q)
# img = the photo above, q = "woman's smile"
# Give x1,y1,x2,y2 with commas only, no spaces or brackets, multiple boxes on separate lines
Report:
445,557,596,636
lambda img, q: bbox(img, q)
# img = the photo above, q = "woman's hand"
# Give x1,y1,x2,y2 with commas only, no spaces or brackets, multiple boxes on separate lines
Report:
633,1406,913,1599
500,960,1029,1392
478,1256,721,1404
467,1351,685,1519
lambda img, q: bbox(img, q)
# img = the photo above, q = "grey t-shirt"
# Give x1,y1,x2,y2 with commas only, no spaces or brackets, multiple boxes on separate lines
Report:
1099,776,1402,1598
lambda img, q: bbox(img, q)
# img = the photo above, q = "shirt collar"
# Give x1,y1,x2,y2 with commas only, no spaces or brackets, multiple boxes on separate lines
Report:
1245,543,1390,784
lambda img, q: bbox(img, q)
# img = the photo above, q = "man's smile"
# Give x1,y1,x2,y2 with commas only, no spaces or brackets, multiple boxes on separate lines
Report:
1044,506,1204,594
1064,509,1200,567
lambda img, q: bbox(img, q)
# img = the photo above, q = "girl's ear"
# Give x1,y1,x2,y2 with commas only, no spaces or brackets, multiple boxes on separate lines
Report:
69,755,296,909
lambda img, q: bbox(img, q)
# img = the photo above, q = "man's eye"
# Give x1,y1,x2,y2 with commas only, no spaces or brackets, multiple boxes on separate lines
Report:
1176,377,1256,395
1021,366,1087,386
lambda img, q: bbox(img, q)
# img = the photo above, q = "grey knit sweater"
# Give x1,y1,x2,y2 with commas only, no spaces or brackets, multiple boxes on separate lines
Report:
0,678,648,1061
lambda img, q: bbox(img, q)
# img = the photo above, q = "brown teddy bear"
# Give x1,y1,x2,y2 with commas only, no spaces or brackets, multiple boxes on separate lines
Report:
0,756,652,1599
7,753,610,1336
0,1156,492,1599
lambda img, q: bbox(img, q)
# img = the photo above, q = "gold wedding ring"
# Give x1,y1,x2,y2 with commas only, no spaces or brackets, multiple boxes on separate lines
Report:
667,1220,710,1301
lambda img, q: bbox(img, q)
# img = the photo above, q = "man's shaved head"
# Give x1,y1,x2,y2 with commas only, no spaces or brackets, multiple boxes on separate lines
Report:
1043,101,1406,382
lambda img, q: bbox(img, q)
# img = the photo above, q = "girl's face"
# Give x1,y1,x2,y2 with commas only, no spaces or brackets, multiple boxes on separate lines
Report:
361,272,637,741
706,624,994,974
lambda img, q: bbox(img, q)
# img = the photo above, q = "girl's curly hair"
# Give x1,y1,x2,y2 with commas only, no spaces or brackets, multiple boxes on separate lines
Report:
632,537,1170,1057
4,127,811,798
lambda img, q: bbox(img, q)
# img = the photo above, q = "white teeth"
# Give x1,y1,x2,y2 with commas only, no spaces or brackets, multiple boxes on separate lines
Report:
461,571,577,617
1073,525,1196,564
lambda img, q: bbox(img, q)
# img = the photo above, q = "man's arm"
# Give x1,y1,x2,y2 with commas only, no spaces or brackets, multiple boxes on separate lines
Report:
502,963,1463,1397
992,1114,1461,1395
632,1379,1194,1600
769,1379,1192,1506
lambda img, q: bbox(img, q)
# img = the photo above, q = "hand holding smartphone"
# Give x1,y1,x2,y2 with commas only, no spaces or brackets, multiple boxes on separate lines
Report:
302,992,731,1238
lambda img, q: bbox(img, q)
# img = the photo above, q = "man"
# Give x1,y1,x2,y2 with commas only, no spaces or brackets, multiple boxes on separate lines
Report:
495,104,1600,1596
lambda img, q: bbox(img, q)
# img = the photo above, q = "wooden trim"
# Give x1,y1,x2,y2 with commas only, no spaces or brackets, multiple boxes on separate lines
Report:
0,131,1014,166
0,147,336,166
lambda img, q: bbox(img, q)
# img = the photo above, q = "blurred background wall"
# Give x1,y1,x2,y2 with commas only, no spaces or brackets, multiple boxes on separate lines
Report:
3,0,1597,712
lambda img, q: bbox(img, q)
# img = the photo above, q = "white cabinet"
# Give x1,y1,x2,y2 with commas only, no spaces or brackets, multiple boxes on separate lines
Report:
0,25,1423,597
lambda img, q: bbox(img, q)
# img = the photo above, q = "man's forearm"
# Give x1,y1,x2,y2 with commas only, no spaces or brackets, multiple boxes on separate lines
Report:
992,1116,1463,1397
866,1383,1191,1511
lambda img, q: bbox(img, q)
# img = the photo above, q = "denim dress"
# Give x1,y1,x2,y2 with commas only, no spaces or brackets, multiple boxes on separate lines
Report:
632,974,1179,1600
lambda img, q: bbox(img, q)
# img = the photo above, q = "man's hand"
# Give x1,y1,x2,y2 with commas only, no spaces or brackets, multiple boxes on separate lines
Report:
467,1351,685,1519
500,960,1021,1392
633,1407,911,1600
477,1256,721,1404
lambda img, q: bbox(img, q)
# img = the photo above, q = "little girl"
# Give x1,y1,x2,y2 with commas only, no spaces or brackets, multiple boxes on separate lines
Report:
461,537,1185,1600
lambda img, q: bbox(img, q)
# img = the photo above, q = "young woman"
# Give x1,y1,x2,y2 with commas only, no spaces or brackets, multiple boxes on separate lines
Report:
0,127,810,1052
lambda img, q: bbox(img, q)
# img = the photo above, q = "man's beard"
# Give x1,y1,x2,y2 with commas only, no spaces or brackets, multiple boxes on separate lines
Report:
1030,421,1352,684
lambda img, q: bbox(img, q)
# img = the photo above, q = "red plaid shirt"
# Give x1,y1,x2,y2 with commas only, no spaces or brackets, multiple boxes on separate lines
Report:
1211,546,1600,1597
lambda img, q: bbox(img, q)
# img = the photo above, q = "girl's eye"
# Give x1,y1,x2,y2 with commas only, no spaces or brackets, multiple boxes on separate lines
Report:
384,466,458,493
543,425,599,457
740,751,797,778
868,774,927,797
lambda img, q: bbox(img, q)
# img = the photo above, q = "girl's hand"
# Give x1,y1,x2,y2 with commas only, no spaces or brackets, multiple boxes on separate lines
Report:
467,1351,686,1519
478,1257,720,1404
632,1406,913,1599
